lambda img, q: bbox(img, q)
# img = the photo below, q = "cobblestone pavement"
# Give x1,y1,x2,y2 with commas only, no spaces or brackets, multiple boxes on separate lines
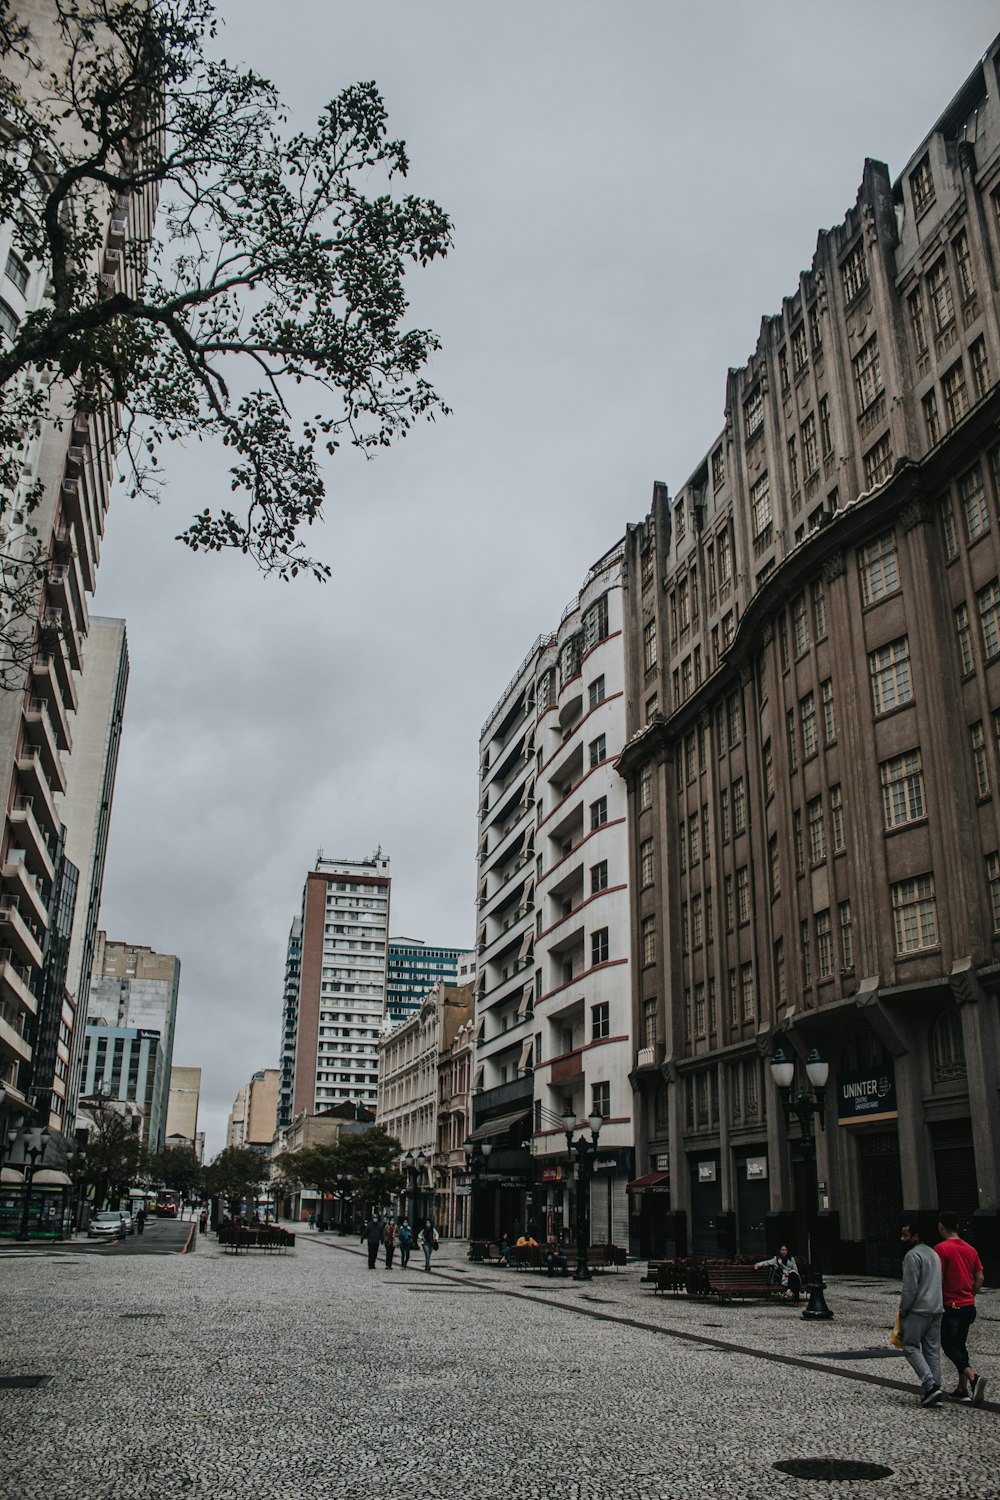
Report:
1,1228,998,1500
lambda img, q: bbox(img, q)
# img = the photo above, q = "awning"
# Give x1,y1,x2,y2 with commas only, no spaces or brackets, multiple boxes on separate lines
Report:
467,1106,532,1142
0,1166,24,1184
626,1170,670,1194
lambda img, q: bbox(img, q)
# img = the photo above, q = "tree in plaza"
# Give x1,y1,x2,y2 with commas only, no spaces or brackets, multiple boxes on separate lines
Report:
145,1143,203,1201
274,1143,343,1230
278,1127,403,1227
0,0,451,678
203,1144,266,1219
68,1099,143,1211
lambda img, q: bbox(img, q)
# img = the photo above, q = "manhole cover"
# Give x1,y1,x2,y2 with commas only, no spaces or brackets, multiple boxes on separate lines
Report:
0,1375,51,1389
774,1459,893,1482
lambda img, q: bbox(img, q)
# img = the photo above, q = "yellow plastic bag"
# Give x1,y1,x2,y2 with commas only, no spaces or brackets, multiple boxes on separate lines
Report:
889,1311,904,1349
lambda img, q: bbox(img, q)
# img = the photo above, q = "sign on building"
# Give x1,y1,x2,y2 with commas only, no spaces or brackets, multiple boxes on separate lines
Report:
836,1062,897,1124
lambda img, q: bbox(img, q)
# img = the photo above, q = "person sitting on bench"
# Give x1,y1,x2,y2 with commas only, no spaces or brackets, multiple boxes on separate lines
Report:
754,1245,802,1300
545,1238,569,1277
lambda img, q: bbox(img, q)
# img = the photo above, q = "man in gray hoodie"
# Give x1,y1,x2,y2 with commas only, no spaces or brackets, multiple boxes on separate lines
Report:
899,1218,944,1407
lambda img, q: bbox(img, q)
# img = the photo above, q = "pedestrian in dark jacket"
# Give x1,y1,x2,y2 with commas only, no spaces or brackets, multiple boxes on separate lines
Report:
398,1219,413,1268
383,1219,396,1269
135,1207,146,1236
421,1220,439,1272
362,1216,383,1269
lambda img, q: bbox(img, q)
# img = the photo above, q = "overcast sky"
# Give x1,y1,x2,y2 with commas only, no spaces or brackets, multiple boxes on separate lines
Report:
88,1,1000,1155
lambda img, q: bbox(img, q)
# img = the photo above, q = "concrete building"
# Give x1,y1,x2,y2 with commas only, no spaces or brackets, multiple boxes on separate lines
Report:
286,853,390,1118
55,618,128,1129
276,916,301,1129
78,1024,166,1148
618,34,1000,1276
87,935,180,1150
438,1012,475,1237
473,547,635,1243
270,1102,376,1222
164,1065,201,1149
386,938,467,1026
376,979,473,1230
0,14,157,1138
227,1068,279,1154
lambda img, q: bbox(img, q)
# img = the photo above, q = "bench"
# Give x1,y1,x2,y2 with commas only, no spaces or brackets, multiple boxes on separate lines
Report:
218,1225,296,1254
468,1240,507,1264
701,1263,786,1301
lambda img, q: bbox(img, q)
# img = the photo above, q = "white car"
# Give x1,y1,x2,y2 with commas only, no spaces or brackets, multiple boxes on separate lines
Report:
87,1210,128,1239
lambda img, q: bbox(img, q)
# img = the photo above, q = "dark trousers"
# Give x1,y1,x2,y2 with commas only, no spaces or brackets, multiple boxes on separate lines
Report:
400,1244,410,1266
367,1241,379,1269
941,1304,977,1379
385,1244,395,1268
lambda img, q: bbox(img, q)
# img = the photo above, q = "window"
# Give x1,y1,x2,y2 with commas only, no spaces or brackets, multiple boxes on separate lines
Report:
971,337,990,402
744,387,764,438
736,865,750,924
691,894,703,948
731,778,745,836
821,678,836,742
954,229,975,302
590,1003,610,1041
751,472,772,540
717,528,732,585
592,1081,610,1120
786,708,798,772
583,593,610,649
830,784,845,853
768,834,780,899
774,936,786,1004
956,602,974,675
858,532,899,606
818,399,833,463
685,732,697,783
720,788,730,843
638,914,655,966
987,852,1000,933
701,801,710,856
591,928,610,966
807,796,826,862
688,812,700,866
712,446,725,489
864,433,893,488
643,618,657,672
680,901,689,953
4,250,28,295
977,578,1000,661
802,412,819,477
801,690,818,758
812,577,827,640
891,874,938,953
853,335,883,413
791,322,808,375
693,982,706,1038
928,257,954,334
727,692,742,745
640,838,654,888
801,918,812,985
724,873,734,931
841,240,867,302
588,734,607,769
839,900,854,970
763,737,774,800
643,997,658,1049
911,154,935,216
960,464,989,540
931,1009,967,1084
588,675,606,709
816,910,833,977
909,290,928,355
787,436,799,493
0,298,17,341
641,548,654,591
674,500,686,545
740,962,754,1022
792,593,810,654
942,496,959,561
590,796,608,831
707,976,717,1034
809,302,822,355
923,389,941,446
639,763,652,810
971,722,990,798
591,859,609,895
869,636,913,714
880,749,925,828
943,361,969,429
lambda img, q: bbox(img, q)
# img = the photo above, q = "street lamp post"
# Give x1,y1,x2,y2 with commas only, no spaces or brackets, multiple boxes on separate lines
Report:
463,1139,493,1241
366,1164,387,1219
770,1046,833,1321
561,1104,603,1281
15,1129,52,1242
403,1149,428,1228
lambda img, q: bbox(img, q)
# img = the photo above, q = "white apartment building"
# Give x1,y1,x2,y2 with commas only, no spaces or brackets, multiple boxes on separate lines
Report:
474,544,635,1245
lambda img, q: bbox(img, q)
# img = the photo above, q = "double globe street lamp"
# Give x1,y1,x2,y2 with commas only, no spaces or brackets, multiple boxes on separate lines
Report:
402,1148,428,1229
561,1103,603,1281
463,1138,493,1241
769,1046,833,1320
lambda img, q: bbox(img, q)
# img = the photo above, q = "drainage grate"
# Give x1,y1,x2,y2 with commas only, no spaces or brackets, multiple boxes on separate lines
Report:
774,1458,894,1482
0,1375,51,1389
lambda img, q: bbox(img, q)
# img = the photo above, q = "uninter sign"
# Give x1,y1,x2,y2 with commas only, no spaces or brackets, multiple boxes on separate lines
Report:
837,1062,897,1125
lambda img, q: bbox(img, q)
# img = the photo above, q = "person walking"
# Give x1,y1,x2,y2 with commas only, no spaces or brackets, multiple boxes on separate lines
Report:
421,1219,438,1272
361,1215,383,1270
398,1218,412,1268
899,1217,944,1407
135,1206,146,1237
935,1211,987,1405
383,1218,396,1270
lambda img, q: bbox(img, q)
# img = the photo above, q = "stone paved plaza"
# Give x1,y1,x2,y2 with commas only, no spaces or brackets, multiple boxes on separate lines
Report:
1,1228,999,1500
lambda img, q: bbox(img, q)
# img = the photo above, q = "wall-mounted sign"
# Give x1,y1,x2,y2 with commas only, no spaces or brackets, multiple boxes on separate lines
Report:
655,1153,670,1171
837,1061,897,1125
454,1185,471,1197
697,1161,717,1183
540,1166,562,1182
745,1156,768,1180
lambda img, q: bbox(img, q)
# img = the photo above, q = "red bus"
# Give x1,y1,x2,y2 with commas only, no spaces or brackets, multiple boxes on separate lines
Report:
155,1189,180,1218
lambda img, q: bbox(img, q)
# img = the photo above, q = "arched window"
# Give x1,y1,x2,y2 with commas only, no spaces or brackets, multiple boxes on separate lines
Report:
930,1008,966,1084
840,1026,888,1074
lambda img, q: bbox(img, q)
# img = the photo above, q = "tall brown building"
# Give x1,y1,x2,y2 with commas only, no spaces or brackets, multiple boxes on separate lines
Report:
619,36,1000,1277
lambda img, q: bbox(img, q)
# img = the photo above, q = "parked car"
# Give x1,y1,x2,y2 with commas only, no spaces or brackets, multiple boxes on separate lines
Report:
87,1210,128,1239
117,1207,136,1235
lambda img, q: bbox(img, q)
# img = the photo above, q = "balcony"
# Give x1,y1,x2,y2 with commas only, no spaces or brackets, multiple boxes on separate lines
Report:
47,557,90,640
9,797,56,883
550,1048,585,1086
16,745,59,828
0,898,44,969
32,649,77,723
0,1000,31,1063
0,948,37,1017
2,855,49,930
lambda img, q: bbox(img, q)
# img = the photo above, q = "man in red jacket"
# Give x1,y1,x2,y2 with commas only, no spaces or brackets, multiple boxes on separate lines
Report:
935,1212,986,1405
